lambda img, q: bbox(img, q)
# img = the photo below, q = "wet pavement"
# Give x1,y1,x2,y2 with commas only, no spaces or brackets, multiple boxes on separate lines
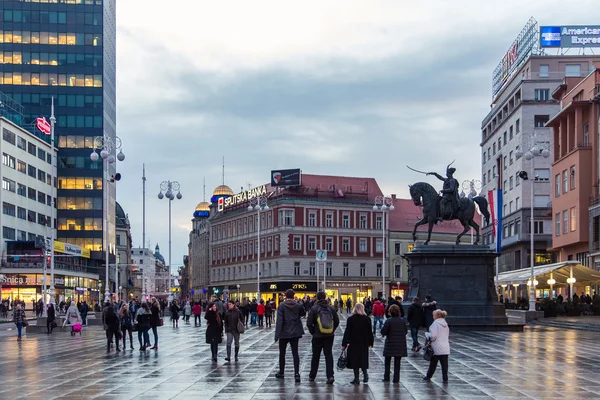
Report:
1,314,599,399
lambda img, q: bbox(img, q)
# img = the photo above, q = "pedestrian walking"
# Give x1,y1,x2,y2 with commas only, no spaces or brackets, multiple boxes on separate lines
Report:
407,297,425,352
193,302,202,327
257,299,265,327
170,300,180,328
63,301,82,336
275,289,305,383
224,300,244,362
381,304,408,383
345,298,352,315
119,303,135,350
265,300,273,328
135,303,151,351
105,306,121,353
184,301,192,324
250,299,258,325
205,302,223,362
342,303,374,385
423,309,450,383
371,299,385,335
13,303,26,340
150,298,161,350
241,299,250,327
46,304,56,334
306,291,340,384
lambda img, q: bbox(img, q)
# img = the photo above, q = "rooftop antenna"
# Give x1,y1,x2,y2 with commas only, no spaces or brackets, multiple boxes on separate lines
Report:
203,177,206,202
142,164,146,252
222,156,225,185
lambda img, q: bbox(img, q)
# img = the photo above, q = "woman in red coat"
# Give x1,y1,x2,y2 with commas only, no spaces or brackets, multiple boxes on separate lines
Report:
257,299,265,328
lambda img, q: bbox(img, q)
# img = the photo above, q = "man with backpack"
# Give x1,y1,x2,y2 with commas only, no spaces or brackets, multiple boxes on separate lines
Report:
306,291,340,384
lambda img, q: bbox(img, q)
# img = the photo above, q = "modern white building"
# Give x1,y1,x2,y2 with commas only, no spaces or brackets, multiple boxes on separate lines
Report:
1,116,56,252
481,55,600,273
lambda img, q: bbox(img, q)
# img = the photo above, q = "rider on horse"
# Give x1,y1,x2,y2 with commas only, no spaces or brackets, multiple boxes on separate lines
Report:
427,165,460,222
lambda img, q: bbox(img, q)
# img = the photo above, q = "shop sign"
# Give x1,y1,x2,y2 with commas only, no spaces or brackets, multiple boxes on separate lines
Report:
54,240,90,258
541,25,600,48
261,282,317,292
492,18,539,100
0,275,65,286
223,185,267,209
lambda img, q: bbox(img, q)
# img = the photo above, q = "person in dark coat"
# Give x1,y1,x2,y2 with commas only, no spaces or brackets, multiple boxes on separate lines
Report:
223,301,244,362
205,302,223,362
386,296,405,318
422,295,438,330
104,306,121,353
407,297,425,352
170,300,181,328
275,289,306,383
381,304,408,383
46,304,56,334
342,303,374,385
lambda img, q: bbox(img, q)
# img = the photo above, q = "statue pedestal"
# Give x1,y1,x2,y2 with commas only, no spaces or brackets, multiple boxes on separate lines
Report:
403,244,515,330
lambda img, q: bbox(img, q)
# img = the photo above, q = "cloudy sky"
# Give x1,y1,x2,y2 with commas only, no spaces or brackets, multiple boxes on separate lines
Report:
115,0,596,272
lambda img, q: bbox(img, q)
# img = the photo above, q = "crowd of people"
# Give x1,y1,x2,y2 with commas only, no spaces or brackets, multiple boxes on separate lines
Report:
7,291,451,385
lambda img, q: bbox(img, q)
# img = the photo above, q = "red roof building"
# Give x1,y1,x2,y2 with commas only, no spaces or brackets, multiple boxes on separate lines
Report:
206,174,393,304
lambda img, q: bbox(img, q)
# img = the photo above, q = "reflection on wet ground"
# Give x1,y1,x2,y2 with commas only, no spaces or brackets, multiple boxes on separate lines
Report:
1,315,598,399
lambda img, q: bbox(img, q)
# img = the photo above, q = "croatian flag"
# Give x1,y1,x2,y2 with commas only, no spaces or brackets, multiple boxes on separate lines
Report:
488,189,503,253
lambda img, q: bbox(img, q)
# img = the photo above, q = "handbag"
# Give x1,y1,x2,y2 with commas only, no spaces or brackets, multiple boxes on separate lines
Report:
158,318,164,327
423,341,434,362
337,347,348,371
22,320,29,327
237,320,245,334
132,323,139,332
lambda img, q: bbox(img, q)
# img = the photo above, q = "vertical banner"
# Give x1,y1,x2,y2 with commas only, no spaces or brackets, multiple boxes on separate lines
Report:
488,189,503,253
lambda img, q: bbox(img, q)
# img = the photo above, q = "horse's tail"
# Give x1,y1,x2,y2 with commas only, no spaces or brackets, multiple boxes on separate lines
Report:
473,196,490,226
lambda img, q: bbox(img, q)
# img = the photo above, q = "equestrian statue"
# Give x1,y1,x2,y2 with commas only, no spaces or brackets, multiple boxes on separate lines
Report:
407,161,490,245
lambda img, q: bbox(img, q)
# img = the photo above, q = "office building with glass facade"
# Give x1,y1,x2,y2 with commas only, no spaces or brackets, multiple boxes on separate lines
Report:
0,0,117,277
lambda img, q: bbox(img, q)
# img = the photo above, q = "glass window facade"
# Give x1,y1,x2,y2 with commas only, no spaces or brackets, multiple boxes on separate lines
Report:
0,0,116,261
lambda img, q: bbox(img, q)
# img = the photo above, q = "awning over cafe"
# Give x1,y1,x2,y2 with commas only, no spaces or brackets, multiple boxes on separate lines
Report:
496,261,600,289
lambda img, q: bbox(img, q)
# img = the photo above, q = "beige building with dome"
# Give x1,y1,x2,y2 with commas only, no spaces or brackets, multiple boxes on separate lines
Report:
187,184,234,299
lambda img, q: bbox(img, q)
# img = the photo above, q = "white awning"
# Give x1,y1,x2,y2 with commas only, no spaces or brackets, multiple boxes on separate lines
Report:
496,261,600,288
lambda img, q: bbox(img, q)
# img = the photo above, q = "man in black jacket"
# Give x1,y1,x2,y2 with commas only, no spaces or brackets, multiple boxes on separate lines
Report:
407,297,425,352
306,291,340,384
275,289,305,383
386,296,405,318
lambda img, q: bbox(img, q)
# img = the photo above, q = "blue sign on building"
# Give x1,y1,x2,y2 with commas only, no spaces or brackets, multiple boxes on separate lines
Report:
540,26,562,47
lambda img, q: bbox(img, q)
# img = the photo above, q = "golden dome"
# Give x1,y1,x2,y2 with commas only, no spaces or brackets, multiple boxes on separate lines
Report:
195,202,210,212
213,185,234,197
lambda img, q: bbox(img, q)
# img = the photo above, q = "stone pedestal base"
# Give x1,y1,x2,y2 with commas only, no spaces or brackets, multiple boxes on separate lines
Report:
403,244,510,329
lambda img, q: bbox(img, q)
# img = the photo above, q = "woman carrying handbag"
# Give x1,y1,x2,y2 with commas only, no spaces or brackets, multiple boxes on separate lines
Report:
205,302,223,362
423,309,450,383
341,303,374,385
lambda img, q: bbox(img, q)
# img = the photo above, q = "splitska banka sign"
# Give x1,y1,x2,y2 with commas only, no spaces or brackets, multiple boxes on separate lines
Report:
223,185,267,209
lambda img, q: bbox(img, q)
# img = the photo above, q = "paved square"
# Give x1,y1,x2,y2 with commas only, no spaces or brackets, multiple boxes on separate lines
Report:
0,315,598,399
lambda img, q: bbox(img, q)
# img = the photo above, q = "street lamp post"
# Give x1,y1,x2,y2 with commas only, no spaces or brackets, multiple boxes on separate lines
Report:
374,195,395,300
48,99,57,310
90,135,125,303
248,196,269,301
460,179,483,244
158,181,182,301
118,285,122,302
515,135,550,312
237,284,240,301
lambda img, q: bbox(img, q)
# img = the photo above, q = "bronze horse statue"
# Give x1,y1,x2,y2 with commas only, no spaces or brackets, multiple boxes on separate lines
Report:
409,182,490,245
